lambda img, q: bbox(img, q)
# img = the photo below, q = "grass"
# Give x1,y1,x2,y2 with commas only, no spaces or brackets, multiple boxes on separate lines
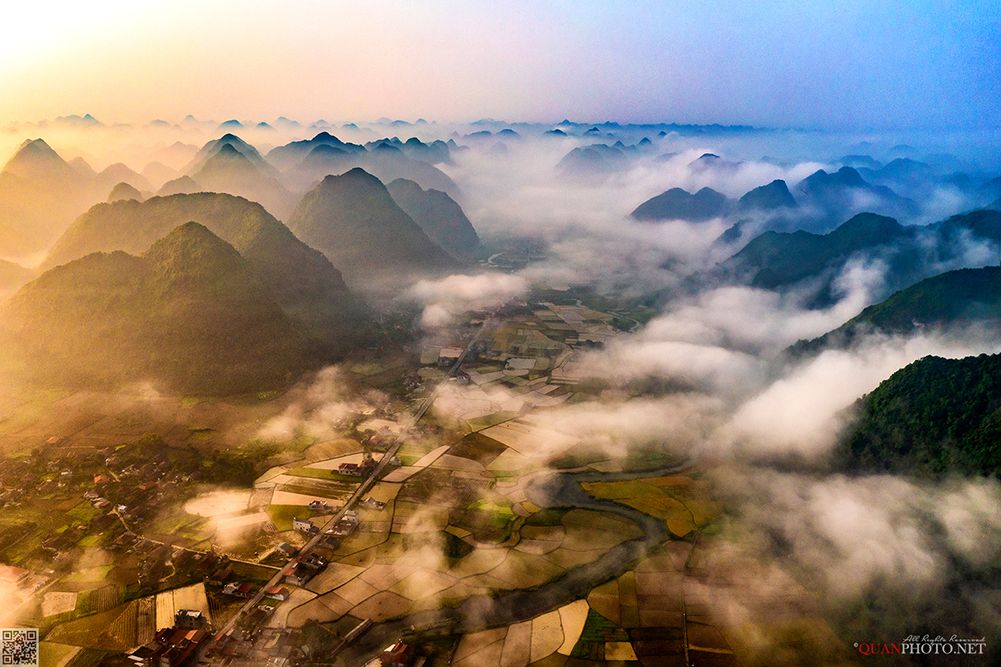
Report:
286,467,362,483
65,502,102,524
581,476,719,538
62,564,114,583
266,504,310,531
525,508,568,526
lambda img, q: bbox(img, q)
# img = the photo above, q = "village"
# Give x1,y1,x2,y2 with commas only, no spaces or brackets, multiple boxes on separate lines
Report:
0,294,755,666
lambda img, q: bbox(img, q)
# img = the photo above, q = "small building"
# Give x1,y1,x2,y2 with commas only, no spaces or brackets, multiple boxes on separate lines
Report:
438,347,463,367
293,517,318,534
338,463,363,477
222,582,255,598
505,357,536,371
174,609,208,630
265,586,290,601
275,543,298,558
379,641,414,666
359,497,386,511
284,562,315,587
307,500,329,511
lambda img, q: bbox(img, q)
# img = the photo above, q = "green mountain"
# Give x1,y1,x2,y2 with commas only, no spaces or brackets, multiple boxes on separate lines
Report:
795,266,1001,352
720,210,1001,305
1,223,313,394
737,179,796,211
386,178,480,260
631,187,731,221
837,354,1001,477
42,192,362,345
287,168,458,286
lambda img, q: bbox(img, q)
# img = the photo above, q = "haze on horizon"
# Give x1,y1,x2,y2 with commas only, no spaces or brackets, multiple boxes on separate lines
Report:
2,0,999,130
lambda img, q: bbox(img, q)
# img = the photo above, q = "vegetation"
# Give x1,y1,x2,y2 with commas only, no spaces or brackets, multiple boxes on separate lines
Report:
1,222,318,394
837,353,1001,477
796,266,1001,353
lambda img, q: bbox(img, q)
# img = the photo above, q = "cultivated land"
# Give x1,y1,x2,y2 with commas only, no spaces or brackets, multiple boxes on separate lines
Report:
0,294,813,666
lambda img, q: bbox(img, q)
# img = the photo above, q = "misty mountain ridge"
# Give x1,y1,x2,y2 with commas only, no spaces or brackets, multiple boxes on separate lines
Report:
42,192,364,346
386,178,480,261
718,209,1001,307
0,222,317,394
287,167,460,287
0,139,110,258
793,265,1001,354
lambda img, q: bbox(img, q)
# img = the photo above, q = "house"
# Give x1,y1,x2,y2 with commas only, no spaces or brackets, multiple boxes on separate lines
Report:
275,543,298,558
438,347,463,367
284,562,315,587
292,517,318,534
299,553,327,570
359,497,386,510
222,582,255,598
379,641,414,666
338,463,363,477
159,627,208,666
505,357,536,371
265,586,290,602
128,627,207,667
307,500,329,511
174,609,207,630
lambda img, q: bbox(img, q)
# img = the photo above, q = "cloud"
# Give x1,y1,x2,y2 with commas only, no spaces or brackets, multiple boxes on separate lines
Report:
257,366,389,442
721,333,1001,462
406,272,528,329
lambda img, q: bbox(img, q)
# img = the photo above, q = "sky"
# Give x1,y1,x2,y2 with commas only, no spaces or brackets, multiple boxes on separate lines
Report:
0,0,998,129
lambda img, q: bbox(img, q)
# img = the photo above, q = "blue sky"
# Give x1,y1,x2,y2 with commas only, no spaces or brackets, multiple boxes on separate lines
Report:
1,0,997,129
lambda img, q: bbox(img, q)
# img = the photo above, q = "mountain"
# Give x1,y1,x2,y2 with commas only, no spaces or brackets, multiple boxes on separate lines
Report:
140,161,178,189
718,210,1001,305
795,266,1001,352
0,223,314,394
737,179,797,211
632,187,731,221
287,168,458,286
0,259,32,295
555,145,628,180
386,178,480,260
186,133,275,174
42,193,362,344
794,166,918,228
266,132,364,170
836,354,1001,477
0,139,98,258
3,138,76,181
192,142,293,218
157,175,200,196
95,163,151,192
268,132,459,196
107,182,143,202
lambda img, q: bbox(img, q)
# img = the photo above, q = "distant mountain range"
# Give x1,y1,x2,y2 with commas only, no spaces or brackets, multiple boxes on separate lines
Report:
0,223,318,394
837,353,1001,477
287,168,459,286
631,167,919,232
273,132,459,196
